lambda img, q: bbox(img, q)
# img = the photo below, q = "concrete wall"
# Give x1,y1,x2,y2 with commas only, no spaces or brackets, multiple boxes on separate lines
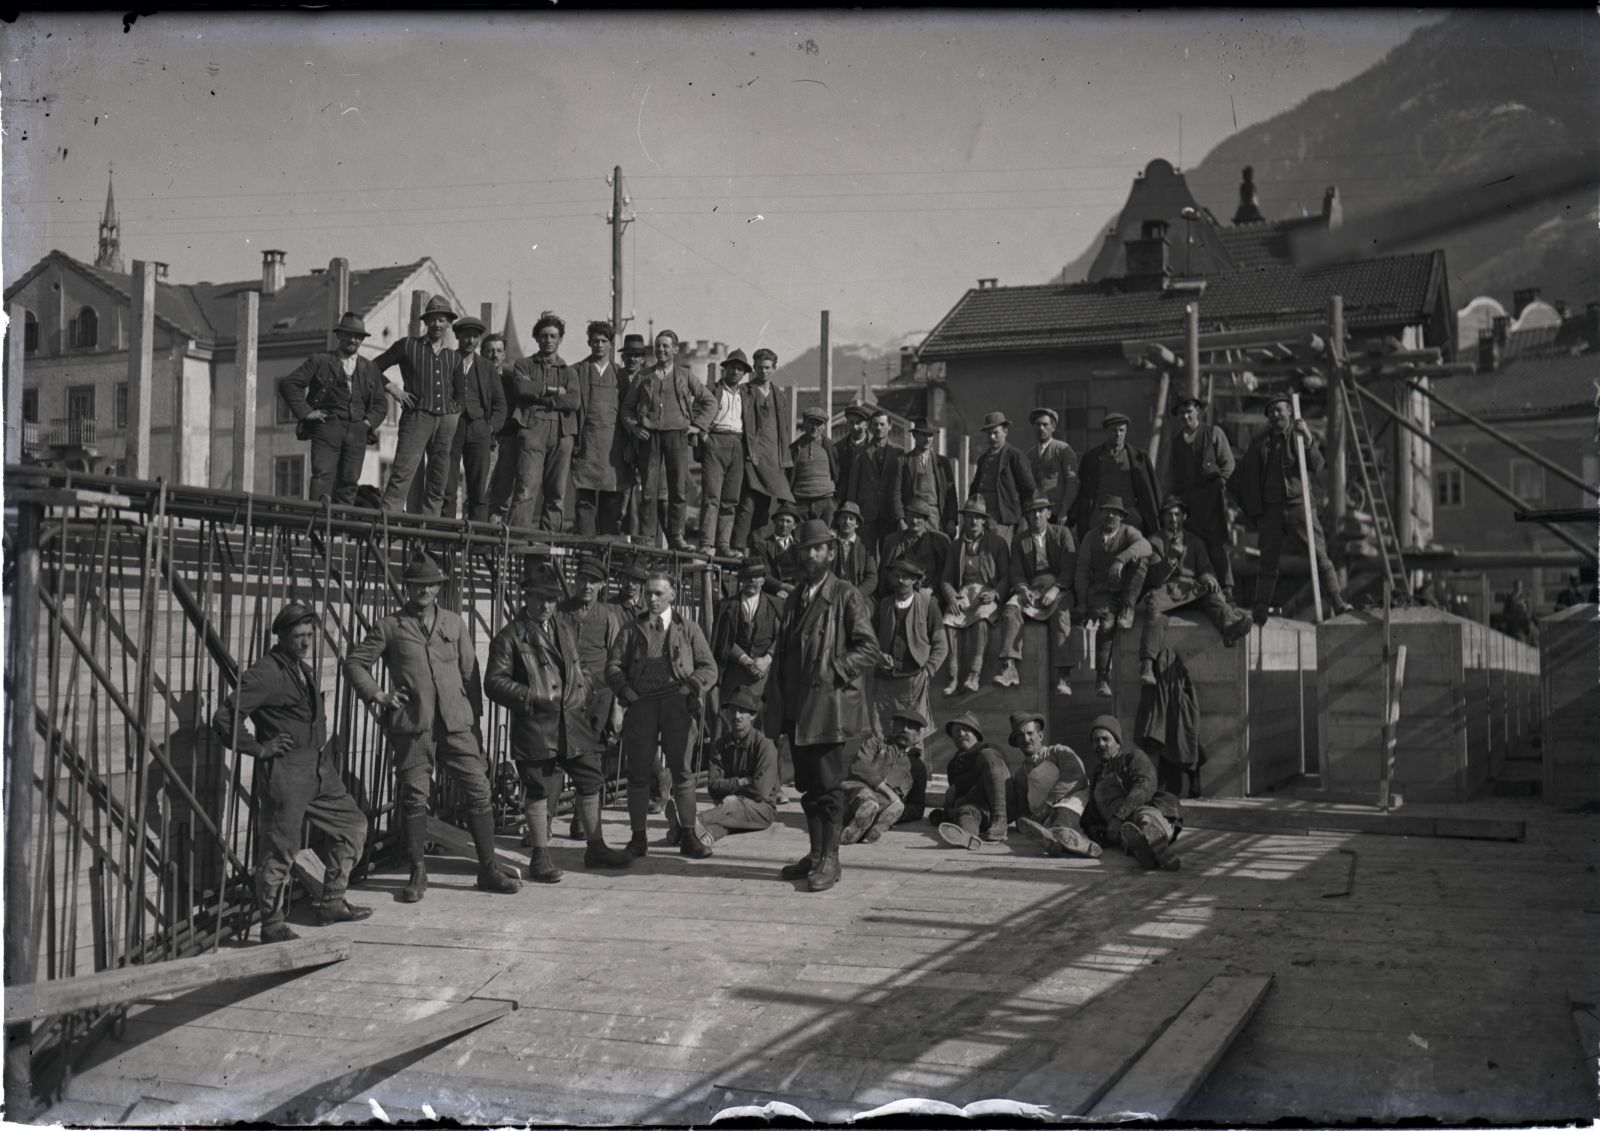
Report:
1539,602,1599,805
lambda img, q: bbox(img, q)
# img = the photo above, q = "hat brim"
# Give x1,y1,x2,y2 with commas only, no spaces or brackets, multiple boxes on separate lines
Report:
334,327,370,339
983,419,1011,431
422,310,458,323
453,321,487,336
404,570,447,585
1008,713,1047,746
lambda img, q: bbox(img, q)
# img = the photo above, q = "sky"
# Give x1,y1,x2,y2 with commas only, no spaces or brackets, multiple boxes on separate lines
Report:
1,10,1441,364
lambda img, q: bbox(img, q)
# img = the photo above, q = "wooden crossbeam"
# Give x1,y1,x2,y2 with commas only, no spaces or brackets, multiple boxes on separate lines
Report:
1086,974,1274,1120
1181,801,1525,842
3,937,351,1025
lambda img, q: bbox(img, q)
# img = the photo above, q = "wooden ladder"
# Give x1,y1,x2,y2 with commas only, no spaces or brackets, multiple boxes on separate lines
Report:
1337,370,1409,598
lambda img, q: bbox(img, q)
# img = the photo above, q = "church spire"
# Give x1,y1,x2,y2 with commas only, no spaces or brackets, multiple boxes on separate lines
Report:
501,284,524,362
96,169,125,272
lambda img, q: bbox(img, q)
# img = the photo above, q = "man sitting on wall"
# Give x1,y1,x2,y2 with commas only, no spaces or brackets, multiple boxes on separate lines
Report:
1140,494,1253,685
995,492,1078,696
1073,495,1151,698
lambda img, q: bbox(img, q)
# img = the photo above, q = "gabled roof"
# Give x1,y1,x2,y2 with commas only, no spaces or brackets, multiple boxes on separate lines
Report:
1433,350,1597,420
1215,214,1327,271
918,252,1447,360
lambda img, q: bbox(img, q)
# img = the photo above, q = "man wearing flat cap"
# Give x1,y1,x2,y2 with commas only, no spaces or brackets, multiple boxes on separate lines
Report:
620,329,713,551
789,406,839,527
1232,393,1351,624
729,347,796,553
872,556,947,759
694,349,751,555
709,558,782,738
831,502,880,604
839,709,926,845
834,404,872,513
1080,714,1182,871
494,311,579,532
376,294,462,516
878,500,950,600
1068,411,1161,540
344,551,521,902
754,502,805,600
896,419,958,536
561,557,628,751
996,492,1079,696
443,316,508,522
280,311,391,507
968,411,1037,543
1074,494,1152,697
616,334,651,535
692,687,782,847
213,602,372,943
940,496,1011,695
572,320,632,537
773,518,881,892
1140,495,1253,685
1026,407,1079,526
1165,395,1237,598
928,713,1011,849
486,567,633,882
843,406,903,553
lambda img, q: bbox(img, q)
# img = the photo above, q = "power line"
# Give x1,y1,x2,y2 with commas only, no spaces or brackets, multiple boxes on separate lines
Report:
635,214,807,318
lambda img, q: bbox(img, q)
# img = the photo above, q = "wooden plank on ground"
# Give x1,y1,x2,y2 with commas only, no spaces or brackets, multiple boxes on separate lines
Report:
1087,974,1274,1120
4,937,351,1025
426,816,522,876
1182,802,1524,842
241,997,516,1123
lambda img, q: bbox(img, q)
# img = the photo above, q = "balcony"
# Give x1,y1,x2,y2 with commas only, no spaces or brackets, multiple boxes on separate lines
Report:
48,417,98,449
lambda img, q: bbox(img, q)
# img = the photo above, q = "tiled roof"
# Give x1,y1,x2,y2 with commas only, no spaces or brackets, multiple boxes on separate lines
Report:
1215,215,1326,271
919,252,1445,360
1433,351,1597,420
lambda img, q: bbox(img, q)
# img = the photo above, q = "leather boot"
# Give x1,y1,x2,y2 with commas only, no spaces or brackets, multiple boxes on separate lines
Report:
400,812,429,902
470,808,522,893
674,785,711,859
401,863,428,903
626,781,652,852
523,798,563,882
781,808,823,879
807,817,842,892
578,792,632,869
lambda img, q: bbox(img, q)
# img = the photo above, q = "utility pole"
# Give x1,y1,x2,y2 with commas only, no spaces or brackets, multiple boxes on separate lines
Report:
607,166,633,344
820,311,832,432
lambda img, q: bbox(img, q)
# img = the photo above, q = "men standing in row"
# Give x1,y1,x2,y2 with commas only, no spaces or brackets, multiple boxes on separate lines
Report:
1026,408,1079,525
774,519,881,893
789,407,838,527
377,295,461,516
1165,394,1236,598
622,330,710,550
968,411,1037,543
572,321,632,537
897,419,958,536
280,312,390,506
444,318,507,522
1232,393,1350,623
495,312,578,531
995,493,1077,695
343,552,521,902
695,350,749,555
844,407,903,551
1068,411,1160,541
729,348,794,552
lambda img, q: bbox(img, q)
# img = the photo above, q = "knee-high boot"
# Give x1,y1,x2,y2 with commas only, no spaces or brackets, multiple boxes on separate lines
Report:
674,783,710,858
400,809,429,903
781,800,823,880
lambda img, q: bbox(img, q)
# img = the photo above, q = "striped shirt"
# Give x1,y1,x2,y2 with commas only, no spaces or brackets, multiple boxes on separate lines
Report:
373,336,460,415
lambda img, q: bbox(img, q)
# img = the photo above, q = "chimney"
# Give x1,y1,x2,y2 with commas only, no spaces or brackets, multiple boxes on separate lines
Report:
1491,315,1510,349
1477,328,1499,373
1321,186,1342,230
694,339,708,354
713,341,726,358
261,250,287,296
1585,302,1600,350
1232,166,1265,225
1553,299,1568,320
1123,220,1171,289
1512,287,1540,319
977,278,998,290
152,261,169,281
899,346,916,380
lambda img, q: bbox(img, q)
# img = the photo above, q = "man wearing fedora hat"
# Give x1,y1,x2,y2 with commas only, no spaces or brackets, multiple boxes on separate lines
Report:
694,687,781,846
878,500,950,600
493,311,579,532
968,411,1037,543
940,496,1011,695
831,502,879,604
773,518,881,892
486,567,634,882
929,713,1011,849
1068,411,1161,540
212,602,372,942
1165,395,1237,598
754,502,805,600
375,294,463,516
834,404,872,513
620,329,713,550
556,556,629,837
896,419,958,535
1026,408,1079,525
344,551,521,901
1080,715,1182,871
572,321,632,537
842,406,903,553
728,348,795,553
1140,495,1254,684
1073,495,1152,697
1007,713,1100,859
789,406,839,527
872,557,946,756
996,492,1079,695
1232,393,1350,624
442,316,508,522
280,311,391,507
709,558,782,738
693,349,752,554
839,709,925,845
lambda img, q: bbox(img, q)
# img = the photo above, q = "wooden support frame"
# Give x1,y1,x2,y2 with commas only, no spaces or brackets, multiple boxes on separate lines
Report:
3,937,351,1026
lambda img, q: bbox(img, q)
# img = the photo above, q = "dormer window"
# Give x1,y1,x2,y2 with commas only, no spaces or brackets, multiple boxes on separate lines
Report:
69,306,99,350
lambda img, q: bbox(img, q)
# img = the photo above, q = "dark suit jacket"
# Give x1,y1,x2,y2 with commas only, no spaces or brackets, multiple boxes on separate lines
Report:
845,440,904,525
279,352,389,429
212,647,327,759
457,352,508,439
754,536,805,596
832,536,879,600
771,573,881,746
484,616,598,759
940,532,1012,608
506,354,579,435
897,448,959,531
873,589,948,674
877,529,951,599
1069,442,1161,536
968,443,1038,528
1008,525,1077,592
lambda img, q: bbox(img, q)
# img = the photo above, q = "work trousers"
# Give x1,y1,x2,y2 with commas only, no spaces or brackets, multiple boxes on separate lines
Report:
1141,584,1235,661
620,692,701,835
382,410,459,516
638,429,692,544
732,488,781,555
493,420,572,532
793,495,836,528
1255,502,1339,612
516,747,605,802
255,746,367,927
1106,804,1176,849
944,747,1011,834
391,721,495,865
841,781,905,836
1084,560,1150,672
1188,515,1235,594
444,424,497,522
998,593,1074,671
307,418,369,506
575,489,625,537
698,432,745,550
792,741,849,829
948,622,991,679
699,794,776,841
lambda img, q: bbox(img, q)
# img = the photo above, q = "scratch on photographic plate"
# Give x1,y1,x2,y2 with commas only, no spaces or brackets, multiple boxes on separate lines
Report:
636,84,662,171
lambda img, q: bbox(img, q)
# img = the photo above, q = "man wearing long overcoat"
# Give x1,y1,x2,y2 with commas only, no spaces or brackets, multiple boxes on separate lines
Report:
1165,394,1237,597
571,320,631,536
1068,411,1160,539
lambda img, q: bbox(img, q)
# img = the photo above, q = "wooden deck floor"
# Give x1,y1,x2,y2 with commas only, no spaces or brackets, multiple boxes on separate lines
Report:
38,794,1600,1126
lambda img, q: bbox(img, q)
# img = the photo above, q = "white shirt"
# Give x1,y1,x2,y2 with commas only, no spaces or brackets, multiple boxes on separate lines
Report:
649,606,674,631
709,384,743,433
339,354,358,377
741,593,760,619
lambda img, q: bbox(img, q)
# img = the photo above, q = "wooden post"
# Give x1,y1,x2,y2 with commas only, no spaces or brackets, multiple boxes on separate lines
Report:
959,434,971,504
408,290,426,338
405,291,428,514
1290,392,1324,622
126,260,155,478
787,384,798,443
325,258,350,351
5,302,24,464
1327,296,1347,534
820,311,832,434
480,302,499,345
232,291,259,493
4,501,41,1115
1184,301,1200,400
174,338,210,486
1380,577,1392,809
1148,367,1171,468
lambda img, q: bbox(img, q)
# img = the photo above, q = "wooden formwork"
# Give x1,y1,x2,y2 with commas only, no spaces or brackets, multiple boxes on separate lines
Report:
1539,603,1599,805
